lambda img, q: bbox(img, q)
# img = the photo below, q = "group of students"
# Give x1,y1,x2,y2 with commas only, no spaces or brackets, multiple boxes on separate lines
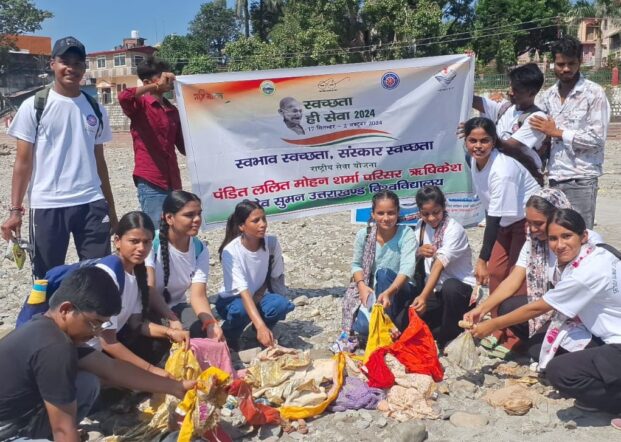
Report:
341,113,620,416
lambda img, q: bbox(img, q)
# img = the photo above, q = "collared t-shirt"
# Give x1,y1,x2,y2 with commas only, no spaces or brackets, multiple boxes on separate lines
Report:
414,217,476,288
7,89,112,208
482,97,546,170
0,316,94,420
471,150,541,227
118,87,185,191
535,75,610,181
543,246,621,344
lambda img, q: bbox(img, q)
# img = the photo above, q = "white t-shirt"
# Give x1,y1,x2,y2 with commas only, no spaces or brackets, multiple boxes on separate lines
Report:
7,89,113,208
414,217,476,289
516,229,604,280
471,150,541,227
482,97,546,170
543,246,621,344
88,271,142,350
218,235,284,299
145,239,210,308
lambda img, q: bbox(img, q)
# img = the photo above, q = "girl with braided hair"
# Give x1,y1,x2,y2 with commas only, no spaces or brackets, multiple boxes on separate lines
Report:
90,211,189,377
146,191,224,340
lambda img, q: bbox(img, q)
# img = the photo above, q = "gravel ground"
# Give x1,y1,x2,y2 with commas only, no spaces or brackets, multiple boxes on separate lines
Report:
1,132,620,441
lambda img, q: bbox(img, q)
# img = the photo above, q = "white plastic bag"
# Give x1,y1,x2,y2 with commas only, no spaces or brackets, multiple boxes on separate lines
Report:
444,331,480,371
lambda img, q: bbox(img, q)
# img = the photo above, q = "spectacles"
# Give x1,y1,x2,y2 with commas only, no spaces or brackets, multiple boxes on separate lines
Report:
73,305,113,333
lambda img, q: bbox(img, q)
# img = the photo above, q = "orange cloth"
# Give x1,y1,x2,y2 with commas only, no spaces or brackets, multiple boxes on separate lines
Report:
365,309,444,387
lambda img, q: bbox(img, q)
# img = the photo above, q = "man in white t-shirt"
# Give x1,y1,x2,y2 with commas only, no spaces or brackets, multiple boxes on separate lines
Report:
0,36,117,278
472,63,546,184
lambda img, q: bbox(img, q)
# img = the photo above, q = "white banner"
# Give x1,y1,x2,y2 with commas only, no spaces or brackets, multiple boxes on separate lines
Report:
175,55,478,229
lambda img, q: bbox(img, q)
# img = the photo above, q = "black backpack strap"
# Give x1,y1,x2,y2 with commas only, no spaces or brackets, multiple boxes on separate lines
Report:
495,101,512,125
596,243,621,261
33,85,53,137
517,104,543,128
81,91,103,138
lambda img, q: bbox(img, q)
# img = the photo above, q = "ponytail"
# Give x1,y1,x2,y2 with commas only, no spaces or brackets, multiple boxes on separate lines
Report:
159,219,172,304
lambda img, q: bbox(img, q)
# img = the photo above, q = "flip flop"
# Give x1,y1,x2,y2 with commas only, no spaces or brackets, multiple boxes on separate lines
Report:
489,344,513,360
611,418,621,430
296,419,309,435
480,335,498,350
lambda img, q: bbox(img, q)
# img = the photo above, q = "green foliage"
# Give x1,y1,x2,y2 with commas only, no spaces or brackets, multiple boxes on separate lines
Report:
157,34,205,74
182,55,217,74
188,1,239,57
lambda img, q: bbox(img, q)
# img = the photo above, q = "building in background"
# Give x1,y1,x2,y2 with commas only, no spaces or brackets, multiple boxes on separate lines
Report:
84,31,156,105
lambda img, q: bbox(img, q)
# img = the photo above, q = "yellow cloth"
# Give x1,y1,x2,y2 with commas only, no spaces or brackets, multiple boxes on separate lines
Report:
177,367,231,442
363,304,395,363
165,343,201,381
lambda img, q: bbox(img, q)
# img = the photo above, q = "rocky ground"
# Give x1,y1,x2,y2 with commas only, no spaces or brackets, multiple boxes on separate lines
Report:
1,131,620,441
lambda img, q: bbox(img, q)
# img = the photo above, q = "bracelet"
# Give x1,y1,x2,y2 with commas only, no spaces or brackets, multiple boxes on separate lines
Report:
9,206,25,215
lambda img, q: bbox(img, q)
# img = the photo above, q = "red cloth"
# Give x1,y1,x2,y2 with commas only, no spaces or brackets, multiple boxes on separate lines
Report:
118,87,185,191
365,309,444,388
228,380,280,426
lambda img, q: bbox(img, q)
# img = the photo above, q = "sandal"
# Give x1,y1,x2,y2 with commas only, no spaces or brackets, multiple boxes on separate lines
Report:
489,344,513,360
296,419,309,435
611,418,621,430
281,419,295,434
480,335,498,350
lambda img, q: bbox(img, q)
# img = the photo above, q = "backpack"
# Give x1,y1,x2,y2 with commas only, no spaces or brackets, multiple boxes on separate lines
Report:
597,243,621,260
15,255,125,328
495,101,543,132
34,84,104,138
152,231,204,262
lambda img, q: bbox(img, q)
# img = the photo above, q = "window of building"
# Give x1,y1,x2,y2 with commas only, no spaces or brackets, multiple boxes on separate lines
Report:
85,59,90,69
133,55,144,66
97,57,106,69
586,26,600,41
114,54,126,66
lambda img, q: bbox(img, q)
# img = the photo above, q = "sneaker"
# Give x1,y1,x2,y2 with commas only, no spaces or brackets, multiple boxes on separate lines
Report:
574,400,599,412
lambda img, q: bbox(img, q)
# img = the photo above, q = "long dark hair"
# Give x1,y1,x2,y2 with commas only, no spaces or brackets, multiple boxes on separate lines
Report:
219,200,265,260
160,190,202,303
547,208,586,236
526,195,556,219
369,190,400,226
116,211,155,318
464,116,543,185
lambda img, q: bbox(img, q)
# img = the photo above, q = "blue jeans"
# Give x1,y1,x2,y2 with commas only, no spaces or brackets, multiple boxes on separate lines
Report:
136,179,169,226
550,177,598,229
353,268,418,338
215,293,294,343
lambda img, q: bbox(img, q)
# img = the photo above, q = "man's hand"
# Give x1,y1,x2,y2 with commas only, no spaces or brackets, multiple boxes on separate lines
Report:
109,207,119,235
456,122,465,139
1,212,22,242
470,319,498,339
417,244,437,259
148,364,172,379
377,292,392,309
530,115,563,138
204,322,225,342
463,305,484,325
167,328,191,350
172,380,197,400
475,258,489,286
256,324,274,348
157,72,176,93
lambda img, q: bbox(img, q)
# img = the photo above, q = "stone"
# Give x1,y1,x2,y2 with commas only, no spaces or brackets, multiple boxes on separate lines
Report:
391,421,428,442
450,379,477,399
238,346,261,364
360,410,373,422
258,424,283,440
310,308,321,317
565,420,578,430
375,417,388,428
354,419,370,429
333,411,348,422
449,412,489,428
293,295,309,306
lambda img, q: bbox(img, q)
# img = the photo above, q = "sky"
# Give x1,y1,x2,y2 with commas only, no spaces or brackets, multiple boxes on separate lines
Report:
31,0,234,53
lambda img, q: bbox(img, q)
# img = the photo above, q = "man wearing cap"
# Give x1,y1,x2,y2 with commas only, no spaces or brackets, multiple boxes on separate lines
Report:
1,36,117,278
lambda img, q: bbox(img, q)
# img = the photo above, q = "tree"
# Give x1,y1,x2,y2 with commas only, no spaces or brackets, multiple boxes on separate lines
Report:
0,0,52,71
157,34,205,74
250,0,285,41
473,0,570,72
182,55,217,74
189,0,239,58
566,0,621,69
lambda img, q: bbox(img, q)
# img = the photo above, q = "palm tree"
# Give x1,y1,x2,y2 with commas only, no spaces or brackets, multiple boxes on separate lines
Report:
235,0,284,38
566,0,621,69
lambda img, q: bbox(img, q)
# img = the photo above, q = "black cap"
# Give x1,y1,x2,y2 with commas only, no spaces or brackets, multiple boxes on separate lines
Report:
52,36,86,60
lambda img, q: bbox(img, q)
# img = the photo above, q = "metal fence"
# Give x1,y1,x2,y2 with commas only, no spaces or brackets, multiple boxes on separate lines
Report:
475,70,614,91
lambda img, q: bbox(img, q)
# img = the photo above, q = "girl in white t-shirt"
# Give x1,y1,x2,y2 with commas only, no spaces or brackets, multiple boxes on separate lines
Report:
465,116,540,355
465,189,602,359
410,186,476,348
215,200,294,350
94,211,189,376
470,208,621,413
146,191,224,341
